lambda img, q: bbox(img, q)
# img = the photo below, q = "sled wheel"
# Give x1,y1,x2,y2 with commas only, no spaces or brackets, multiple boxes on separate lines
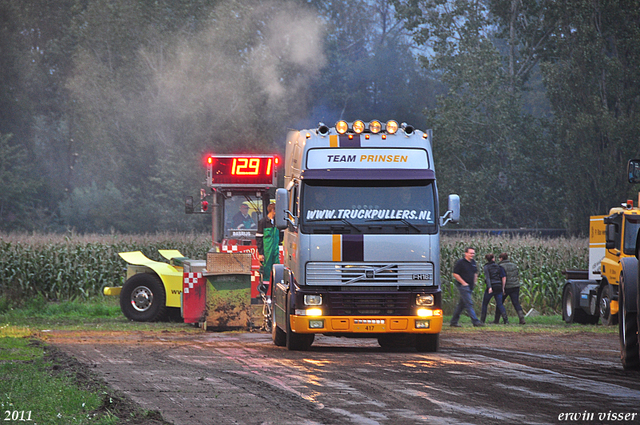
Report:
120,273,166,322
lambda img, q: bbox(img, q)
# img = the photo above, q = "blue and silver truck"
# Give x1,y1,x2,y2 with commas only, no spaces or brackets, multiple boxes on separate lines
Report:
270,120,460,351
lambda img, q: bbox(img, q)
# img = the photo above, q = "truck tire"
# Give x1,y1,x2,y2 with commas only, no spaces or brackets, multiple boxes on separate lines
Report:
270,265,286,346
285,294,314,351
599,284,617,326
120,273,166,322
416,334,439,352
378,334,409,350
562,283,592,324
619,266,640,369
272,319,286,346
272,306,286,347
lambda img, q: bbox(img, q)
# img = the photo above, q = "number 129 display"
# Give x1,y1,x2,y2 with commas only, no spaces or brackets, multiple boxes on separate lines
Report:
206,155,277,188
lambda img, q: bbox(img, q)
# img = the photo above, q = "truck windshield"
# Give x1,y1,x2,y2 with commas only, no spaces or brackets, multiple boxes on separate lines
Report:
623,215,640,255
300,180,437,234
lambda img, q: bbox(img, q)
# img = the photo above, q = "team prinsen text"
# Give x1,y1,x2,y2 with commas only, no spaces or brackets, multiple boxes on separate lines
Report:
326,154,408,163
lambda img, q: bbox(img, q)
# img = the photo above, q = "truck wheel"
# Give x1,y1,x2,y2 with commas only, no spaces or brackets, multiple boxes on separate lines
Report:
120,273,166,322
619,270,640,369
599,284,617,326
272,309,286,347
562,283,592,324
270,267,286,346
285,294,314,351
378,334,411,350
562,284,576,323
416,334,439,352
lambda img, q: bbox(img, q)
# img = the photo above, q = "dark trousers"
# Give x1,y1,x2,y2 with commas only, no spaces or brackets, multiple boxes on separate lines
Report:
451,284,481,325
481,285,507,323
495,287,524,322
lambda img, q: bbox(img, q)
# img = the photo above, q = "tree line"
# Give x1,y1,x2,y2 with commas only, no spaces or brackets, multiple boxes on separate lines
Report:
1,0,638,234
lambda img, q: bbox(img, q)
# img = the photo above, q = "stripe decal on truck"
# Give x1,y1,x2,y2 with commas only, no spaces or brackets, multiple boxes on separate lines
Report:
329,134,361,148
332,234,364,261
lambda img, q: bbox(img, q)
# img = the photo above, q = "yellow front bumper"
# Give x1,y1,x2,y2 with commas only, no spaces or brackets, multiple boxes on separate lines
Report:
290,313,443,334
103,286,122,296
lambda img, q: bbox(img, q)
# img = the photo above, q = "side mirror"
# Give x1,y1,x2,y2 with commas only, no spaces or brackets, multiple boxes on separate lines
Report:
628,159,640,183
605,223,616,250
448,194,460,223
275,188,290,230
440,194,460,226
185,196,194,214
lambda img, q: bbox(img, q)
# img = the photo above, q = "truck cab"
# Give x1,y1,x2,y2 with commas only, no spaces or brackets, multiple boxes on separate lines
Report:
269,120,459,351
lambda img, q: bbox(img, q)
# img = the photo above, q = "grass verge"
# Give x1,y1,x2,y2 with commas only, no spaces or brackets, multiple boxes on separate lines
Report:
0,298,187,424
0,333,170,425
1,335,116,425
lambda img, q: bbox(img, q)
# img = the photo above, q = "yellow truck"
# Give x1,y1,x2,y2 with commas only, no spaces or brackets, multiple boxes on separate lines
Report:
562,159,640,369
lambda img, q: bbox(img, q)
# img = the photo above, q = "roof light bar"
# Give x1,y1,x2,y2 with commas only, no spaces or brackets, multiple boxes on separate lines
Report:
328,119,409,135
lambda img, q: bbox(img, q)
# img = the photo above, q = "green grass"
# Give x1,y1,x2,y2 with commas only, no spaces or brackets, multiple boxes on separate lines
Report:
0,337,118,425
0,298,185,424
0,296,199,332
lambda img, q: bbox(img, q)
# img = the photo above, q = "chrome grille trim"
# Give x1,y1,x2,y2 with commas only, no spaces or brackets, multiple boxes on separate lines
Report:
305,262,434,286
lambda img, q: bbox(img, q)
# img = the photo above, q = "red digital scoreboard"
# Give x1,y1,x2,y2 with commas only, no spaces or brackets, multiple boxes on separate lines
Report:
206,155,277,188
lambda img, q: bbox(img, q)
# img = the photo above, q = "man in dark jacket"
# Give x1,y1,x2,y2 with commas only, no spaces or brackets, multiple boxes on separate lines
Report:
481,253,508,324
496,252,526,324
450,247,484,327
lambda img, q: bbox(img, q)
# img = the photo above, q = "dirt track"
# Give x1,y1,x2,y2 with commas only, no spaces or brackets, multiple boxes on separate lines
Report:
47,328,640,425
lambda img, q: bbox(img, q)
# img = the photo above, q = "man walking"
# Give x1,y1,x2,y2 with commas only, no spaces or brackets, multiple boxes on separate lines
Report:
450,247,484,327
497,252,526,324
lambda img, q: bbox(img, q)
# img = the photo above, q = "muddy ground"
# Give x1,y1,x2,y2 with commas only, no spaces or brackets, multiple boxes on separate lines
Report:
44,328,640,425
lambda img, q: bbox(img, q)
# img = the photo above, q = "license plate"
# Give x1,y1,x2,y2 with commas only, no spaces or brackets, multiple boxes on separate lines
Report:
353,321,386,332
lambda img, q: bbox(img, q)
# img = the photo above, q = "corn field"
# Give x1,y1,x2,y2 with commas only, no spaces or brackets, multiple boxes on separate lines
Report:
440,235,587,315
0,232,587,315
0,232,212,306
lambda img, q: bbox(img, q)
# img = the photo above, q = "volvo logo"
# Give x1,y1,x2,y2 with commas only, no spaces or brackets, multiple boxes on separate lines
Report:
365,269,375,279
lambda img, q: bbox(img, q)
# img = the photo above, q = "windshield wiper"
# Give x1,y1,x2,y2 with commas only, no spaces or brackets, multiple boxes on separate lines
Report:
307,217,362,233
366,218,422,233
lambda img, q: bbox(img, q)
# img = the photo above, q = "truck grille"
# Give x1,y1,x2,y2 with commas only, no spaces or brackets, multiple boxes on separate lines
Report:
327,292,410,315
306,262,434,286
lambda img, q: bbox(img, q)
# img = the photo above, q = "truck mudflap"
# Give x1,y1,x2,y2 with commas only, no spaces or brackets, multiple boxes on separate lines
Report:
289,313,443,334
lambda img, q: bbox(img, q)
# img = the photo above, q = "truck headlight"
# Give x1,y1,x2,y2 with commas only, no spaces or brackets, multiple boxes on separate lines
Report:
295,308,323,317
304,294,322,306
416,294,434,306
